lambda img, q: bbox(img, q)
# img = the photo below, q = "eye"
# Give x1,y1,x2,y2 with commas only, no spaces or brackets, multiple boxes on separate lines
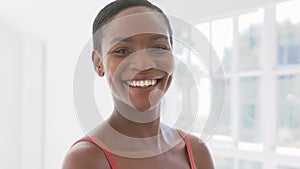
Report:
150,45,168,54
113,48,131,56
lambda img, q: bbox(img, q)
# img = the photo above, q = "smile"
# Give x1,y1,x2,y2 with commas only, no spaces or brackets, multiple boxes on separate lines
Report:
126,79,159,88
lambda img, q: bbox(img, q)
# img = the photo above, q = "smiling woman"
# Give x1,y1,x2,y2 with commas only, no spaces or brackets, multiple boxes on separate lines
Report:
62,0,214,169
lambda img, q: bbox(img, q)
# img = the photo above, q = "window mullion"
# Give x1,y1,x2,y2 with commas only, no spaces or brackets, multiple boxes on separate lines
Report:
261,5,277,169
230,15,240,149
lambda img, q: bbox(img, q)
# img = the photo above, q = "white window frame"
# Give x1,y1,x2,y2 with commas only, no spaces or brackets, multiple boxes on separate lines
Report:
193,2,300,169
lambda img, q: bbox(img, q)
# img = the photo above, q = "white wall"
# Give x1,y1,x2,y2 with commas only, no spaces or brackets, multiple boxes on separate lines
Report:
0,21,22,169
0,22,44,169
0,0,290,169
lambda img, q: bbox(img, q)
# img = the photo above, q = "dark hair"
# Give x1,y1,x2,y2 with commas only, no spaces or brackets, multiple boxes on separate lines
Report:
92,0,173,53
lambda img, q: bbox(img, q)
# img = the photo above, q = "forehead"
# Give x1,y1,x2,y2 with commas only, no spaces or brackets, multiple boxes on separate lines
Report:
100,7,170,45
113,6,156,19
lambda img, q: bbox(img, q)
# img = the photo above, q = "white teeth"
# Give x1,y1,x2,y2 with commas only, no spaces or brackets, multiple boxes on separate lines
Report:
151,79,155,85
127,79,158,88
140,81,144,87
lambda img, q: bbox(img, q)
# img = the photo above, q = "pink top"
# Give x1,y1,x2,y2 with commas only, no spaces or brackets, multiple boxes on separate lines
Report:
73,130,196,169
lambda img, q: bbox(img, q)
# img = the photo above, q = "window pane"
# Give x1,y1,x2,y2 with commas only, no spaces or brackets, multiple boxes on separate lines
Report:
276,0,300,65
238,10,263,71
212,18,233,73
215,79,231,136
196,23,210,41
277,74,300,148
239,160,262,169
239,77,261,143
173,32,190,62
214,156,234,169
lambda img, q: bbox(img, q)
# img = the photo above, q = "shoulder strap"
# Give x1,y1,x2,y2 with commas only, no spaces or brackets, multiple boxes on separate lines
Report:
74,132,197,169
73,137,120,169
178,130,197,169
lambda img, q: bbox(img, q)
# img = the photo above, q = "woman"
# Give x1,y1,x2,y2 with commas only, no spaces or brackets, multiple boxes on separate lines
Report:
62,0,215,168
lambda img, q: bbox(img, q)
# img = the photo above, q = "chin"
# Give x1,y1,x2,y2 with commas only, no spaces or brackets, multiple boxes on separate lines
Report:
131,100,161,113
132,103,151,112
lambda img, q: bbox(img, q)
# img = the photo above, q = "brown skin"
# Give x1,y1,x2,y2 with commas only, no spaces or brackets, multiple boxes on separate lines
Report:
62,6,215,169
63,134,214,169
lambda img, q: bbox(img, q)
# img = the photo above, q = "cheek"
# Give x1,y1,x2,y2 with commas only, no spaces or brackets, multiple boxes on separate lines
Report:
104,57,124,83
156,55,174,74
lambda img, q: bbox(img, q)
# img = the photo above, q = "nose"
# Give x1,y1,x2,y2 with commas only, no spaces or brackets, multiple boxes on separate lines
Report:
127,49,156,71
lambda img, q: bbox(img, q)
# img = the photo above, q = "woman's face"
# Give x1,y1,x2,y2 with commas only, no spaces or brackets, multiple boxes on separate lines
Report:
95,6,174,112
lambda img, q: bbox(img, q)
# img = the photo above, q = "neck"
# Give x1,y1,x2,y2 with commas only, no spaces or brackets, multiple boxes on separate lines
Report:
107,105,162,138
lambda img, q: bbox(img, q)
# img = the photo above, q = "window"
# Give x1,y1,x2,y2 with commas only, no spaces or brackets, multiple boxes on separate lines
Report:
194,0,300,169
238,10,263,71
214,156,234,169
239,77,261,143
276,1,300,66
212,18,233,73
277,74,300,149
211,18,233,136
239,160,262,169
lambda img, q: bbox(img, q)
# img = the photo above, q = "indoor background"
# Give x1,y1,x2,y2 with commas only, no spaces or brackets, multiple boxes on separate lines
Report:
0,0,299,169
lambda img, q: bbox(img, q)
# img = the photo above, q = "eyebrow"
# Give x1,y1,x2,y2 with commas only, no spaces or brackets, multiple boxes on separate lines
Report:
110,37,134,44
110,36,133,44
149,34,169,42
110,34,169,45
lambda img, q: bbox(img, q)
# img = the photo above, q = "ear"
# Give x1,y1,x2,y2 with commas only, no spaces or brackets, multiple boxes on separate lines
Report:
92,50,105,77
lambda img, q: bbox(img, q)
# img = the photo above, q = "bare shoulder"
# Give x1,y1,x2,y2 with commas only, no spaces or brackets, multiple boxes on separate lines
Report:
188,134,215,169
62,141,110,169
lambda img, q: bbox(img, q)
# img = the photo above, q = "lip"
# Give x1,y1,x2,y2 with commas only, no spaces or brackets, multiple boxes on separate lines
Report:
123,78,163,93
122,74,164,81
120,69,166,93
121,68,166,81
